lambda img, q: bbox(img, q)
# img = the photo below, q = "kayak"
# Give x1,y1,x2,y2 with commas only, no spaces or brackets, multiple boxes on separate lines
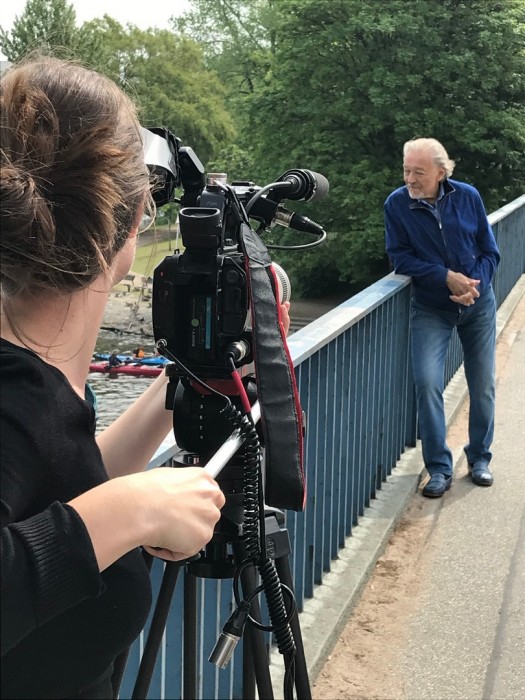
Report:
93,353,169,367
89,362,163,377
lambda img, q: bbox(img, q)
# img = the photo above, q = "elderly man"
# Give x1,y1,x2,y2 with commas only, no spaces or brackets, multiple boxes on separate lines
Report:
384,138,500,498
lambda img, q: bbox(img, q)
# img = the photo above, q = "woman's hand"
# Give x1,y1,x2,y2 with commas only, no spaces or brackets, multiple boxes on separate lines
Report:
69,467,225,571
280,301,291,336
136,467,226,561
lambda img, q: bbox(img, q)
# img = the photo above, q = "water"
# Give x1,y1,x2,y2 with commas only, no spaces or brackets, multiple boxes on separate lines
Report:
89,329,157,431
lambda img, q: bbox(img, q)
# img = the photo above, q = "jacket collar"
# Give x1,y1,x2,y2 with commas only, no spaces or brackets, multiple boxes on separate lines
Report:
408,178,456,209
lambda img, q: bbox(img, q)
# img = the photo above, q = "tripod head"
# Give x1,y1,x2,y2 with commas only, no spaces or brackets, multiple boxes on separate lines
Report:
159,361,263,576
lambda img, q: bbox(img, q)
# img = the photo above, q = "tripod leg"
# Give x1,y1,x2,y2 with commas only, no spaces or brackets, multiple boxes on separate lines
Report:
132,561,182,700
112,552,154,699
242,622,256,700
274,555,312,700
183,570,198,699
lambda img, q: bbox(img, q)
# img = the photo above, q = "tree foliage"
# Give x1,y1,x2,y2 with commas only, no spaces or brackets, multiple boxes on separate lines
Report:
173,0,274,96
0,0,80,61
3,0,524,298
173,0,279,182
239,0,525,293
77,18,235,165
0,2,236,166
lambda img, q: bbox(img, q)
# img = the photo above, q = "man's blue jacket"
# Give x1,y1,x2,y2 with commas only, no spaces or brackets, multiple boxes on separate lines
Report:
384,178,500,311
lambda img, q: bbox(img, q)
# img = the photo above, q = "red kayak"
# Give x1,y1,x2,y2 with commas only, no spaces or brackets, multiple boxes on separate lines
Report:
89,362,162,378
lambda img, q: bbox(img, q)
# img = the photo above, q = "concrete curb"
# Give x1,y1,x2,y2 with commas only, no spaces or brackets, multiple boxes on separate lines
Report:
269,275,525,696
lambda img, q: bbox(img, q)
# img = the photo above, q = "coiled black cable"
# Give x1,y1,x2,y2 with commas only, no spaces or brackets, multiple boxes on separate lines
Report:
158,341,298,697
221,401,263,563
258,558,295,656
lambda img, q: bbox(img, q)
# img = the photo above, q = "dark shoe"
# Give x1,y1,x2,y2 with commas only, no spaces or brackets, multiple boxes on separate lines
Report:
468,462,494,487
422,473,452,498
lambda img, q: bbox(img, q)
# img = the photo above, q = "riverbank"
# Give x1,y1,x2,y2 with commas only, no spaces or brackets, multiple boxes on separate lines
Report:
101,291,154,337
101,288,348,339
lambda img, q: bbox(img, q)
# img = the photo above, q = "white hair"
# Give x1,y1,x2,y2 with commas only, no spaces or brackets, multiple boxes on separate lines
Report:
403,138,455,177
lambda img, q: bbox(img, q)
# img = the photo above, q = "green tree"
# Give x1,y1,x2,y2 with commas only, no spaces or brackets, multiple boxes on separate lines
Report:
1,4,236,168
174,0,274,96
77,17,235,165
243,0,525,294
174,0,278,181
0,0,81,62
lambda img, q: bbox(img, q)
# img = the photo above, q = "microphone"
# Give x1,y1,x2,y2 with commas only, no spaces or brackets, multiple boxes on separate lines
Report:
274,169,329,202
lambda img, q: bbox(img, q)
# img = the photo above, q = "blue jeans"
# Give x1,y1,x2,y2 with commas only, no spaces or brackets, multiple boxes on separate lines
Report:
410,287,496,477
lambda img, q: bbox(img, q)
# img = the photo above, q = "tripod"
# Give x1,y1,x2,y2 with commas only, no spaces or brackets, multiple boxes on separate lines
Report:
113,380,312,700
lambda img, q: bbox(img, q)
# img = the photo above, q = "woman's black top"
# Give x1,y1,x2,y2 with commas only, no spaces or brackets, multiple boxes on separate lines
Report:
0,339,152,699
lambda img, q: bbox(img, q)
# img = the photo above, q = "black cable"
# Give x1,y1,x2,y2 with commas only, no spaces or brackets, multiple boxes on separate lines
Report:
283,655,297,700
229,559,298,700
156,340,232,409
231,566,297,632
263,229,327,250
245,182,290,215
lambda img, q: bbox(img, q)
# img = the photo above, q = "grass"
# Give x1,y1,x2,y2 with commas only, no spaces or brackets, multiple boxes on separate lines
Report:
110,228,184,294
131,238,181,278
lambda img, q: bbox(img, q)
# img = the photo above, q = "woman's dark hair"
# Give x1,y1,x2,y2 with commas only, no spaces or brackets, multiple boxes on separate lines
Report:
0,56,151,300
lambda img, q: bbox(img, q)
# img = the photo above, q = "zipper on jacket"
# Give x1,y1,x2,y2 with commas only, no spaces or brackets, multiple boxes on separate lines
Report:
437,220,451,267
411,193,452,267
424,200,450,268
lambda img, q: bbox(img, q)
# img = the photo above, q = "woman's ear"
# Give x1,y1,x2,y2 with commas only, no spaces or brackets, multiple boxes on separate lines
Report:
129,200,150,239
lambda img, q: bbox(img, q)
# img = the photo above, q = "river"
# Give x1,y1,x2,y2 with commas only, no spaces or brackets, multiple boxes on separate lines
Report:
90,294,347,432
90,328,158,432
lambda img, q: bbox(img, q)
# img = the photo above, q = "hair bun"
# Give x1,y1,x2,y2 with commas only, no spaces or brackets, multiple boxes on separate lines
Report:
0,165,37,214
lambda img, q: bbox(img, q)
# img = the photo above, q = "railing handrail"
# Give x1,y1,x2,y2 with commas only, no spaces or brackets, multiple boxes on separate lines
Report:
487,192,525,225
287,273,411,364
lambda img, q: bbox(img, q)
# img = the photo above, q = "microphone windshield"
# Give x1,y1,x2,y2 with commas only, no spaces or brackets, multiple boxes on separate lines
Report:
278,169,329,202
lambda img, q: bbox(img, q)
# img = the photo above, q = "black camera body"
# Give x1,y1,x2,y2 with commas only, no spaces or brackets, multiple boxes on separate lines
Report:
144,126,327,382
152,180,262,378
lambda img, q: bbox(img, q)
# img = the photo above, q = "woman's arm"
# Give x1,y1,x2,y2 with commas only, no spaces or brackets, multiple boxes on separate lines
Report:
68,466,224,570
96,372,172,478
2,466,225,655
1,501,104,657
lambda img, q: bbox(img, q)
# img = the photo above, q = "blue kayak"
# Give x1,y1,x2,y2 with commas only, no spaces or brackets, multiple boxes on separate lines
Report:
93,353,169,366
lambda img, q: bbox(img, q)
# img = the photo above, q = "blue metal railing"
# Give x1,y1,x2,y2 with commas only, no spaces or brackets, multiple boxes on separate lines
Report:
119,194,524,699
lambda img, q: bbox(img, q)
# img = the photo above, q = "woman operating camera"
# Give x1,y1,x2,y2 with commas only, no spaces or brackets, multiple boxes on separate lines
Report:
0,56,229,699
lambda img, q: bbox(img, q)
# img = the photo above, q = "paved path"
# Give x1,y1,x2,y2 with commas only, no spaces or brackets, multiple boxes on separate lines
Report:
400,288,525,700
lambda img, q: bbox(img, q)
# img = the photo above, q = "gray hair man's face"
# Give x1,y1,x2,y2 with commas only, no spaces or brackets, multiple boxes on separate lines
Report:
403,149,445,202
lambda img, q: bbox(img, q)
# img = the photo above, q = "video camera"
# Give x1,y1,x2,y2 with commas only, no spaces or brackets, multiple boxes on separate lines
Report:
136,128,328,692
143,127,327,379
142,126,328,512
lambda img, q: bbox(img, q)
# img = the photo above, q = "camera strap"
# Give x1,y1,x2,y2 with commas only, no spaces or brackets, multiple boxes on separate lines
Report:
239,222,305,511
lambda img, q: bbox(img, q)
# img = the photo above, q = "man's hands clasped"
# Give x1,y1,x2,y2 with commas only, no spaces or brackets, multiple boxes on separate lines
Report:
446,270,480,306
